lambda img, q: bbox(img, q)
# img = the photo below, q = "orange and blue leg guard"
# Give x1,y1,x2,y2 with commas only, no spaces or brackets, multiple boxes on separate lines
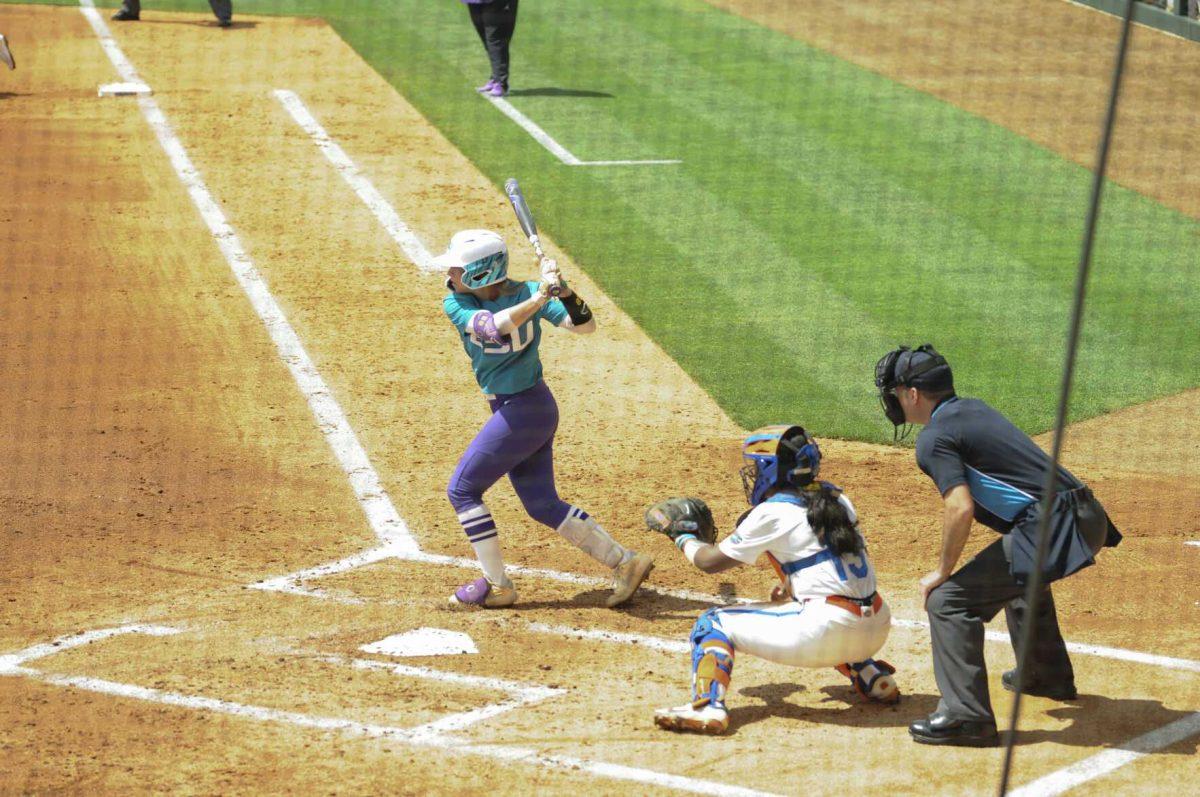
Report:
690,609,734,708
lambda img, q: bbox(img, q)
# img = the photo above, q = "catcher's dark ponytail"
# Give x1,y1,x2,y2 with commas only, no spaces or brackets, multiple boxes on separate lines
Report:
807,484,863,557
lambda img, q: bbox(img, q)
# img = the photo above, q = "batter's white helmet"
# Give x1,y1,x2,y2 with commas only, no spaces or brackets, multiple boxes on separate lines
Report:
435,229,509,289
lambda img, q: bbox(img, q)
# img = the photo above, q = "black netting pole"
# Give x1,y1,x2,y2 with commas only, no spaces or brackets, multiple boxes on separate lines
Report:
997,2,1137,794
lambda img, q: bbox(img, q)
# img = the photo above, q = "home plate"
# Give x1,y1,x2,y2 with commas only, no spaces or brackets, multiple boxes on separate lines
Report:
1187,541,1200,548
99,82,152,97
360,628,478,657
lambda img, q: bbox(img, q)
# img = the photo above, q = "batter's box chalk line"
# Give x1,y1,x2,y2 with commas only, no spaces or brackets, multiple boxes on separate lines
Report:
1,624,776,797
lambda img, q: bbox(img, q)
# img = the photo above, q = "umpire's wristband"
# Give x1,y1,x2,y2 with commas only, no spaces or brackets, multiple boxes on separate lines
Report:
563,292,593,325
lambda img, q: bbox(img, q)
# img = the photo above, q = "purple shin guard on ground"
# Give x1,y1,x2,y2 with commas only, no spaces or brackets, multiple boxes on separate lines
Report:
447,381,572,532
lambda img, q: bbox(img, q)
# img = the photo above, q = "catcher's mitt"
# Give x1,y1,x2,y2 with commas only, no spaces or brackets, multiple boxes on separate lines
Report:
645,497,716,544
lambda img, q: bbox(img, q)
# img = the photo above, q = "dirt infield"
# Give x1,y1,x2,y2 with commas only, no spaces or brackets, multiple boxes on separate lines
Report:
713,0,1200,219
1,3,1197,795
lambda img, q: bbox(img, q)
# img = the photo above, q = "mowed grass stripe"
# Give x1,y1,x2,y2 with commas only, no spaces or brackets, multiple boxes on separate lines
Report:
515,3,1191,431
32,0,1198,442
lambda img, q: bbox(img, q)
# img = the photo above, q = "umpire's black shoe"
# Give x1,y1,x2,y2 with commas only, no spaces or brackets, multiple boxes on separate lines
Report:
111,8,139,20
1001,669,1077,700
909,712,999,747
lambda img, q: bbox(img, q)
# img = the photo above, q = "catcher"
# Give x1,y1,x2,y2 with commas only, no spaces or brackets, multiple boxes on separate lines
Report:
647,425,899,735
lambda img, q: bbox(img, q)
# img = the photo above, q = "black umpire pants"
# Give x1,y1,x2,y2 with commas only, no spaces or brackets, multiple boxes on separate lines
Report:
120,0,232,23
468,0,519,87
926,492,1110,723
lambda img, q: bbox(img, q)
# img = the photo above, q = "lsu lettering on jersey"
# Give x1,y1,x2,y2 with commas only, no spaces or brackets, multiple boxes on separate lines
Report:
718,492,876,601
443,280,569,395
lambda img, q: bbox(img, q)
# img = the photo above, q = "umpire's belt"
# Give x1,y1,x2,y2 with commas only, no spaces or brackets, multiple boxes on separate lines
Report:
824,592,882,618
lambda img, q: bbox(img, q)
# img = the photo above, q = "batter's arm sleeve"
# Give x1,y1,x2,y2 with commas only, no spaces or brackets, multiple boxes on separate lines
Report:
538,295,569,327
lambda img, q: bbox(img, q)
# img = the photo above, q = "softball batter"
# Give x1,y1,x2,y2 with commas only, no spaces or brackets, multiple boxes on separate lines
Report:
437,229,654,609
647,425,898,735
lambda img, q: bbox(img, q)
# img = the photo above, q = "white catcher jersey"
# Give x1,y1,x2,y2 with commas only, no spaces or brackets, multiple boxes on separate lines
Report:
718,491,877,601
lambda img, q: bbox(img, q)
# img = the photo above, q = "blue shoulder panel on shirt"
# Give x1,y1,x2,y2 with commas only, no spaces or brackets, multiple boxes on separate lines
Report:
964,465,1036,522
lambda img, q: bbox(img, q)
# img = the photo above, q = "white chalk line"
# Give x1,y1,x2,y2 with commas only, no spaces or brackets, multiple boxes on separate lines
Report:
257,548,1200,675
482,94,681,166
2,626,775,797
0,624,181,672
526,621,689,654
272,90,439,271
79,2,419,558
1185,541,1200,547
1008,710,1200,797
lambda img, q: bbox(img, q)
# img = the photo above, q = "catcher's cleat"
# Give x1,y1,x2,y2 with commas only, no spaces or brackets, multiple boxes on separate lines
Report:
606,552,654,608
837,659,900,705
449,576,517,610
654,699,729,735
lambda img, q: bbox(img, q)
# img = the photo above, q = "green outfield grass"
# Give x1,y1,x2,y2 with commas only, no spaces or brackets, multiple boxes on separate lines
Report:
21,0,1200,442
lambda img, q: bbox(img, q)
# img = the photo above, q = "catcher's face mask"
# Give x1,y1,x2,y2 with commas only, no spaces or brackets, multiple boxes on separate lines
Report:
740,425,820,505
874,344,951,440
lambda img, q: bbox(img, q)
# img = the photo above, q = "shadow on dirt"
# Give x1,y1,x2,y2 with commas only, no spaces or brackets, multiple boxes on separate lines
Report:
504,87,613,99
1007,695,1200,751
726,681,937,734
122,19,258,29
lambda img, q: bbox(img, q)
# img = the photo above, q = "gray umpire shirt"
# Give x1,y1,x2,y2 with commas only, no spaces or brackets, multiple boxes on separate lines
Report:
915,396,1081,531
915,396,1119,582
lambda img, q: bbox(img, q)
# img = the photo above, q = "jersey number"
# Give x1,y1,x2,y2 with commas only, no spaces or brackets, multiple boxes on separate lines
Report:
831,553,870,581
473,320,534,355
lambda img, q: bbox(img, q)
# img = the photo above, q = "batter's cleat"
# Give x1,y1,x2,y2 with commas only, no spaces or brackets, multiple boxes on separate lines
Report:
837,659,900,704
449,576,517,610
654,699,729,735
1001,669,1077,700
606,552,654,608
476,79,497,93
217,18,232,27
111,8,140,20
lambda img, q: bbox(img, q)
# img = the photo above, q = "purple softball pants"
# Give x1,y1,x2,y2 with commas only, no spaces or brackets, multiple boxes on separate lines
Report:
447,380,572,533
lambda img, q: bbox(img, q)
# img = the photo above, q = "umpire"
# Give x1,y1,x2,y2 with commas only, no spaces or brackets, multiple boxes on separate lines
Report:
874,345,1121,746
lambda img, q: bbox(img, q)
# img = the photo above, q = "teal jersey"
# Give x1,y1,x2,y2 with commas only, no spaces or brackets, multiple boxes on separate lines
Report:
444,280,569,395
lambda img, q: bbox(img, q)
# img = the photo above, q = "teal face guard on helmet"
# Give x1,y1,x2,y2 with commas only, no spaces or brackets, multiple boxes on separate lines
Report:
459,249,509,289
437,230,510,290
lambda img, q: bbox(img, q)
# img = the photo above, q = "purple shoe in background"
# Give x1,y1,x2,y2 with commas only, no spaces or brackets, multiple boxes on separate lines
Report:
476,79,497,93
486,82,508,98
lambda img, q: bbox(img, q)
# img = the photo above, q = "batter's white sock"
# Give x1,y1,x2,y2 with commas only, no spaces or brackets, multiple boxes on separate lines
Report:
470,536,511,588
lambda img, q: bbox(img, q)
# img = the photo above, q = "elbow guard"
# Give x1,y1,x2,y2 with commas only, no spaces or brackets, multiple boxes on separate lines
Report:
563,293,593,326
470,311,504,344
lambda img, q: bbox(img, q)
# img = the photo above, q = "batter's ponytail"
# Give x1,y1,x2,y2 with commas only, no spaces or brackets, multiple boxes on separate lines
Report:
806,484,863,558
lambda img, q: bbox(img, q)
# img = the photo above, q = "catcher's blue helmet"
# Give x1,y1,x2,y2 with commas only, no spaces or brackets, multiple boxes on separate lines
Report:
740,425,821,505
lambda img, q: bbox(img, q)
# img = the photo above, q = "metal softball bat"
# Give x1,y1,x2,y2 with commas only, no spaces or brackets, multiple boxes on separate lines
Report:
504,177,560,296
